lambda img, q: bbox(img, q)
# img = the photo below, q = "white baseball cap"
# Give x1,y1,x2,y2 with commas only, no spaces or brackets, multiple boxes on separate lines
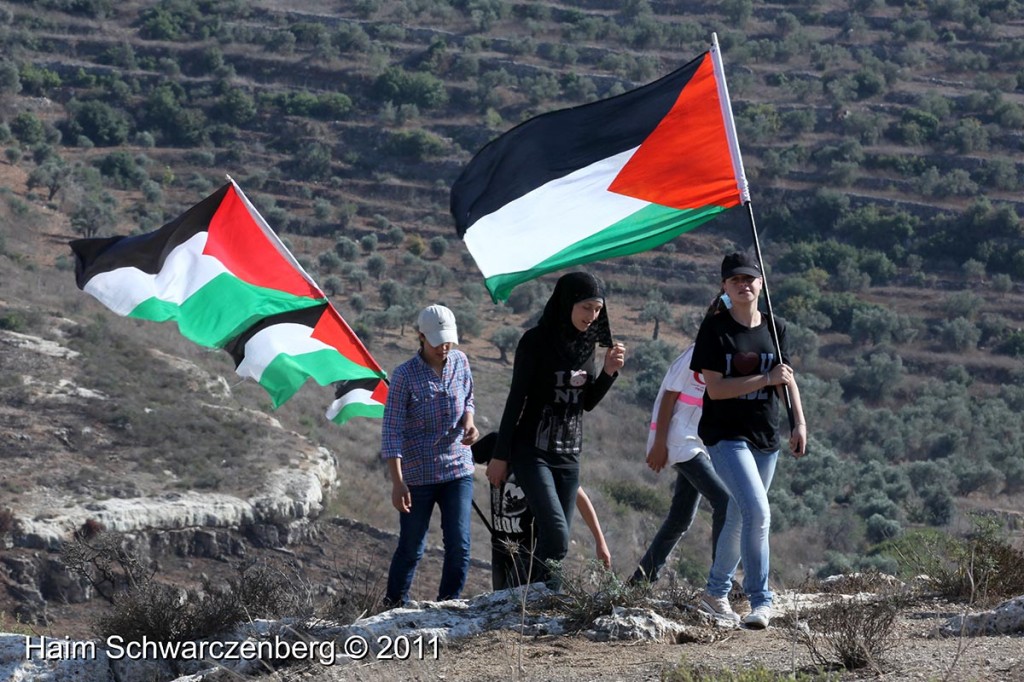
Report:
417,305,458,347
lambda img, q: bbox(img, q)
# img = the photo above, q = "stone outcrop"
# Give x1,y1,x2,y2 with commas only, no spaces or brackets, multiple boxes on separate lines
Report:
15,444,338,551
941,595,1024,637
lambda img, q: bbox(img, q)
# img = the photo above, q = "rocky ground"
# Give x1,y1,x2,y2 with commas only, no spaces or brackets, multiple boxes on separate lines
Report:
249,588,1024,682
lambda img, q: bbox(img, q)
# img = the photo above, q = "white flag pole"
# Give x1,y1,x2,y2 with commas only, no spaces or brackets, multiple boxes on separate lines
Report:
710,34,797,433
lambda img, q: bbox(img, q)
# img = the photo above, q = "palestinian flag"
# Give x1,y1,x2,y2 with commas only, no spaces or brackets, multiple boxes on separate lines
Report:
70,179,387,424
325,377,389,424
451,36,748,301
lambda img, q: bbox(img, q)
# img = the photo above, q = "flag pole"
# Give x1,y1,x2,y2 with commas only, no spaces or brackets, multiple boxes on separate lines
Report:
745,202,796,431
711,34,796,432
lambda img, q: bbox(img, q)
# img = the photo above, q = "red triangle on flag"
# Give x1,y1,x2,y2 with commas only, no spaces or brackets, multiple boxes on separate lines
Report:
312,304,385,374
608,53,742,211
204,187,322,299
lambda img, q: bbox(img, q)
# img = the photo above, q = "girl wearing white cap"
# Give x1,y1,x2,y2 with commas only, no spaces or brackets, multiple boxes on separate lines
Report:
381,304,480,607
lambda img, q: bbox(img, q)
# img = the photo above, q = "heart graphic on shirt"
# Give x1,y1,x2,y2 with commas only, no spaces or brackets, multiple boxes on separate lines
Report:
732,352,761,376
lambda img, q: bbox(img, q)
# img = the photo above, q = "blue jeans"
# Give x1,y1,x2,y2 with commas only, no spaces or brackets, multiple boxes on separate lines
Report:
706,440,778,609
631,453,731,584
385,475,473,605
511,456,579,590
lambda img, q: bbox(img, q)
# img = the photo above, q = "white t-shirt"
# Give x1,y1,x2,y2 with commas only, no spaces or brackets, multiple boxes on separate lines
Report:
646,345,708,464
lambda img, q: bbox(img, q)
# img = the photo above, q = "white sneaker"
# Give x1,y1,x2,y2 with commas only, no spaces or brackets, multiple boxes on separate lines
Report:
742,604,772,629
698,592,740,623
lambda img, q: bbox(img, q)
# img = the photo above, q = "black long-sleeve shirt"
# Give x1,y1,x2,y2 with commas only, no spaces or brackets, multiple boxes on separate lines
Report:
493,326,617,467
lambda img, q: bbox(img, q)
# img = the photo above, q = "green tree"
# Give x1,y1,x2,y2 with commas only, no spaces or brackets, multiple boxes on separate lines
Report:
840,351,904,401
217,88,257,126
0,59,21,95
373,67,448,109
360,233,378,254
98,151,147,189
385,225,405,248
293,142,332,181
631,339,678,405
27,160,71,201
10,112,45,146
334,237,358,260
722,0,753,26
939,317,981,352
366,253,387,280
379,279,414,308
347,268,368,292
428,236,448,259
318,251,342,272
65,99,131,146
71,192,118,238
322,275,343,296
638,291,671,340
382,129,446,160
491,326,520,364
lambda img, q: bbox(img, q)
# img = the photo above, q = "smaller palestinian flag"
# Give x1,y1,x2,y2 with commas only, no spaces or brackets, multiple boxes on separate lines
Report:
451,35,748,301
70,178,387,424
325,377,388,424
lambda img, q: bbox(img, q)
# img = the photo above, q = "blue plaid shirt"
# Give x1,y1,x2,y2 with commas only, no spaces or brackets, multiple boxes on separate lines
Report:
381,349,475,486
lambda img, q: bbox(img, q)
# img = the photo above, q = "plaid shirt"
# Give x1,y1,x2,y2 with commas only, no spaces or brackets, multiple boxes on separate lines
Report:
381,349,475,486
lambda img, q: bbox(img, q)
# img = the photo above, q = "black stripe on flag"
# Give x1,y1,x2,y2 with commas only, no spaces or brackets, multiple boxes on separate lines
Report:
450,54,705,236
333,377,384,399
70,183,231,289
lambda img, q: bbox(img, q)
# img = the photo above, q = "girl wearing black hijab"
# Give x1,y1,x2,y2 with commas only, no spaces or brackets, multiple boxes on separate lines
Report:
486,271,626,588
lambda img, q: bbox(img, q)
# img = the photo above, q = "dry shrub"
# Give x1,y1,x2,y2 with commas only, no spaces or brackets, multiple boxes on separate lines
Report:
545,559,654,631
815,569,903,595
879,516,1024,606
321,559,386,623
61,529,152,603
802,593,908,672
63,529,311,642
99,560,309,642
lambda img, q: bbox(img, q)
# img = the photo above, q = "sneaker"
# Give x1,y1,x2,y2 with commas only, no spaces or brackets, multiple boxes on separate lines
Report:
742,604,772,629
698,592,740,623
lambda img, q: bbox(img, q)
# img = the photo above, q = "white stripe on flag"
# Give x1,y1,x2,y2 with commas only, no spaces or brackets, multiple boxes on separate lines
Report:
235,322,328,382
325,388,377,420
83,233,221,315
462,148,648,279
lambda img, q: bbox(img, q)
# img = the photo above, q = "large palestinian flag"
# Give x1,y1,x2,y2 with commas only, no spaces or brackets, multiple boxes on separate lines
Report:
70,179,387,424
451,37,748,301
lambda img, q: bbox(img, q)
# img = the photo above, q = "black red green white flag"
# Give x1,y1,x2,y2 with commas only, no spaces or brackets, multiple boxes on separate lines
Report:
451,35,748,301
70,178,387,425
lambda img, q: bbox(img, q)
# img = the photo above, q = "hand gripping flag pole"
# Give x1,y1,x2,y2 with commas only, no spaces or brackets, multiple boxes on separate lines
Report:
711,33,797,434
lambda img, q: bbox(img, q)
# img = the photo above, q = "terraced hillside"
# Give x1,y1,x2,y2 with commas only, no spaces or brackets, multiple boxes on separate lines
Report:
1,0,1023,629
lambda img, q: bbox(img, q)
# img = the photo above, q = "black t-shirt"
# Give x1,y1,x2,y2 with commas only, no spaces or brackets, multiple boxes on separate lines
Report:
493,326,617,467
690,312,789,451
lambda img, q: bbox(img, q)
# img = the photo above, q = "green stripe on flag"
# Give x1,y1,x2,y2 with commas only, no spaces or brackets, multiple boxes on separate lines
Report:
128,273,325,348
483,203,728,301
259,349,384,408
331,402,385,425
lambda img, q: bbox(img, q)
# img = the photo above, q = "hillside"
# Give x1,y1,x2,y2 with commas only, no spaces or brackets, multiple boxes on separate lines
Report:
0,0,1023,646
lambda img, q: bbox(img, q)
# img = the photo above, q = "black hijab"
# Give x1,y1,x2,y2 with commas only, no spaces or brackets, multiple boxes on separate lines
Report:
536,271,613,367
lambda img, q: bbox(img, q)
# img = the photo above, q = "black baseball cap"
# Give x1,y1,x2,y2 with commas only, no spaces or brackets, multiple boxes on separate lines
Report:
721,252,761,279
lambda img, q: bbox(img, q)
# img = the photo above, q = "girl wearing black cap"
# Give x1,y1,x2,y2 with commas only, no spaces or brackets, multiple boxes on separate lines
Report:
485,271,625,588
690,252,807,629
